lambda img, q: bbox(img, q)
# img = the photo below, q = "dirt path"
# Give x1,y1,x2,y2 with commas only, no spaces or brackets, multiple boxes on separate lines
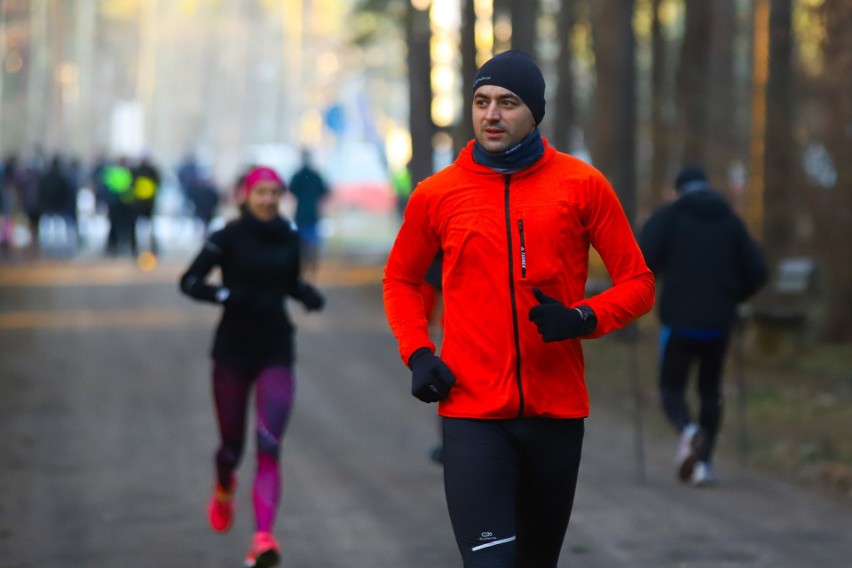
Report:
1,258,850,567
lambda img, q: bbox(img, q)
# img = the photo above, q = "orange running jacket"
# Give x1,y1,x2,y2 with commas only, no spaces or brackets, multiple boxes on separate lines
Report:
383,140,655,419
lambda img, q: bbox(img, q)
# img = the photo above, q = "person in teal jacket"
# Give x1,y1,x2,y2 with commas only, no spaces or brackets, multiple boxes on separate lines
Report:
288,148,329,275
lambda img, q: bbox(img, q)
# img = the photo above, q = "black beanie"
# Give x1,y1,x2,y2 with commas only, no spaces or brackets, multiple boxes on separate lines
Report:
473,50,546,124
674,166,708,193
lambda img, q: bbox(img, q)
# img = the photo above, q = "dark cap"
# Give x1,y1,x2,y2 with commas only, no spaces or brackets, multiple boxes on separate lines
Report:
674,166,709,193
472,50,546,124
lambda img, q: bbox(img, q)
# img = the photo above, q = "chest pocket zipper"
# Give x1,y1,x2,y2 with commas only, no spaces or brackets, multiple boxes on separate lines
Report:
518,219,527,278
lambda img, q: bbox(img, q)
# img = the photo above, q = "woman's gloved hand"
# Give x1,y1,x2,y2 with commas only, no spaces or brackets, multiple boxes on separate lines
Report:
292,282,325,312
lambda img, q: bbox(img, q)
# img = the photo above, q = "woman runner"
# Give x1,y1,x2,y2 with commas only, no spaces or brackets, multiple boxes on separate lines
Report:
180,165,324,567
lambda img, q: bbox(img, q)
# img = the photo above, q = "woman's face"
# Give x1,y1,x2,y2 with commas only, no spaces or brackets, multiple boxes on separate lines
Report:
246,181,284,221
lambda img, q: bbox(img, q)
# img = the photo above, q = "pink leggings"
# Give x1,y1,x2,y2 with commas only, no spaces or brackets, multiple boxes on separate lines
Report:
212,360,294,532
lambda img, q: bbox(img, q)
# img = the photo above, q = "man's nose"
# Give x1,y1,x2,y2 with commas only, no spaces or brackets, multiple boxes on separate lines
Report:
484,102,501,120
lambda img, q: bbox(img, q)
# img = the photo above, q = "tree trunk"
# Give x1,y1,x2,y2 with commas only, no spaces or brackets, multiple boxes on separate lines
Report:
705,0,738,193
762,0,799,257
614,0,638,224
592,0,637,224
26,0,50,149
0,4,6,152
72,0,98,158
492,0,511,54
676,0,713,166
816,0,852,339
590,1,616,171
552,0,576,152
452,0,477,156
649,0,672,205
406,3,434,186
510,0,536,54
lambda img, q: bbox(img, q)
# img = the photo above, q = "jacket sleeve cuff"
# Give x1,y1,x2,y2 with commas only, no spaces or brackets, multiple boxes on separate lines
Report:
407,347,433,369
403,343,436,368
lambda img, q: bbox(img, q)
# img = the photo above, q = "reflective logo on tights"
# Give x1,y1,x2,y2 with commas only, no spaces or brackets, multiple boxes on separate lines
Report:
471,534,517,552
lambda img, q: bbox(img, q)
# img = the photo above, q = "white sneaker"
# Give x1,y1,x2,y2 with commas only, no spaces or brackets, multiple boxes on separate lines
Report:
691,461,716,487
676,424,702,482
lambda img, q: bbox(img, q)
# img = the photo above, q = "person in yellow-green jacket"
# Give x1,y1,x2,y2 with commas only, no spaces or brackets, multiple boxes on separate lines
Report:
102,157,134,256
132,155,162,255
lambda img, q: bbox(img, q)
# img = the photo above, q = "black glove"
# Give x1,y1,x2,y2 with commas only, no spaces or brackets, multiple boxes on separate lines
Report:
294,282,325,312
408,348,456,403
529,288,597,342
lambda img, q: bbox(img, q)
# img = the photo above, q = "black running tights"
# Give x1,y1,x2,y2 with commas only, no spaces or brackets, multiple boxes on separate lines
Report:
659,332,730,463
442,417,584,568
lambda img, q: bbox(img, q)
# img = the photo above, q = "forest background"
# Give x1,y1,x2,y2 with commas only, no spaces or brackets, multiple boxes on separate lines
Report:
2,1,850,339
353,0,851,341
1,0,850,494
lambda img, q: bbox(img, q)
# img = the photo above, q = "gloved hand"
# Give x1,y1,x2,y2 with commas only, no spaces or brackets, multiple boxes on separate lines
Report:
408,348,456,403
529,288,597,342
295,282,325,312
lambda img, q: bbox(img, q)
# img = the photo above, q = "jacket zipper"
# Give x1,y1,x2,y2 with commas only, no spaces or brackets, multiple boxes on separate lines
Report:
518,219,527,278
504,175,525,417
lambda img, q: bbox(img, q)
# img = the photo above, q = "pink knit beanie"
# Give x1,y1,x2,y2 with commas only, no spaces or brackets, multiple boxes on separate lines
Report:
241,166,285,199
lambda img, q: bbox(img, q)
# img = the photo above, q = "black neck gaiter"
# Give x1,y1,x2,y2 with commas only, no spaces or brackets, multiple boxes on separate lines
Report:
472,128,545,174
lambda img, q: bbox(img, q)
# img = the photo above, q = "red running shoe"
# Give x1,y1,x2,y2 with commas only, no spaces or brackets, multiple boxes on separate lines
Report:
244,531,281,568
207,476,236,533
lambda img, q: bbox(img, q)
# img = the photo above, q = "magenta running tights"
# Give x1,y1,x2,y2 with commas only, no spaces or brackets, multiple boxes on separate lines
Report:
211,360,294,533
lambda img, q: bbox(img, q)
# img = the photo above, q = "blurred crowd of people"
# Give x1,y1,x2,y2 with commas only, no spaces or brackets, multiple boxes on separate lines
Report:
1,148,83,253
0,147,222,258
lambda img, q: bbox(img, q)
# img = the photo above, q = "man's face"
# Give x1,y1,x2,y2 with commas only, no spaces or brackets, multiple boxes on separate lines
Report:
472,85,537,154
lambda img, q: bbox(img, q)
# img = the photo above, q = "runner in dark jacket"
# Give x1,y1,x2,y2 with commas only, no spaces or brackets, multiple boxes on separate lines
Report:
640,166,767,486
179,165,324,567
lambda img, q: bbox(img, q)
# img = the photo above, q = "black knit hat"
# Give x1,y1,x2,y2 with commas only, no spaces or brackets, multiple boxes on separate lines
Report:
674,166,708,193
473,50,546,124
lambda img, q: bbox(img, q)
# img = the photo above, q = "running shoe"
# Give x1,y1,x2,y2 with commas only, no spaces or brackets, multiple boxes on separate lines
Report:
691,461,717,487
244,531,281,568
676,424,702,482
207,476,236,533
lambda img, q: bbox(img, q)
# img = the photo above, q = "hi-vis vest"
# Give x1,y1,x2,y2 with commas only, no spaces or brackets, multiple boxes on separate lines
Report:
134,176,157,201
